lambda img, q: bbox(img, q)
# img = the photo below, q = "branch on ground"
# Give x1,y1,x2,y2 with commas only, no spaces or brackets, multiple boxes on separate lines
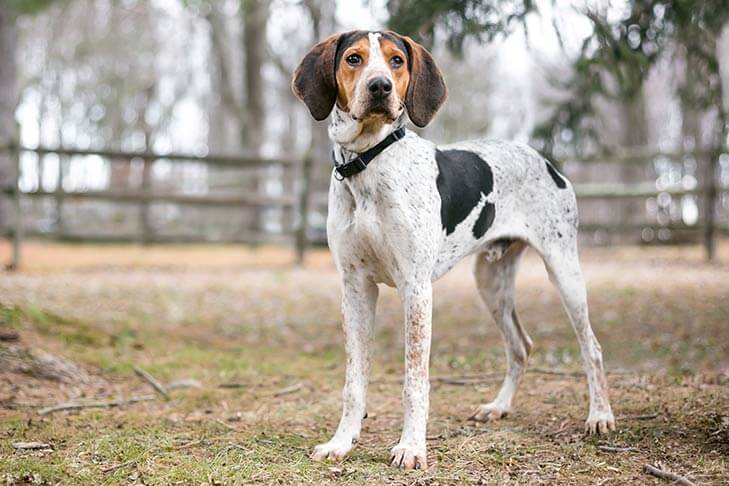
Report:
12,442,52,450
38,395,155,416
643,464,696,486
0,344,96,384
133,366,170,400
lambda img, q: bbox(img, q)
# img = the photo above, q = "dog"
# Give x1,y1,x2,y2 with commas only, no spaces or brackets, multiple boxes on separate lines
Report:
292,30,615,470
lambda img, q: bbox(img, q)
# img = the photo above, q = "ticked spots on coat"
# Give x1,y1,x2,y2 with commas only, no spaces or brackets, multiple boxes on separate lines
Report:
434,149,495,239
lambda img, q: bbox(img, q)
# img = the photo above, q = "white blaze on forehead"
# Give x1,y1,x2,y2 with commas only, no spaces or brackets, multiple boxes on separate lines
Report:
365,32,389,77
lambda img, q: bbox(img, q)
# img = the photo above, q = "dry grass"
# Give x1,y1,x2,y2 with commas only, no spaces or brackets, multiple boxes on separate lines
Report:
0,240,728,485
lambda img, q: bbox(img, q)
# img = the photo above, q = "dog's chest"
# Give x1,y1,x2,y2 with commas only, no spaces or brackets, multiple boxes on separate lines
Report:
328,139,441,284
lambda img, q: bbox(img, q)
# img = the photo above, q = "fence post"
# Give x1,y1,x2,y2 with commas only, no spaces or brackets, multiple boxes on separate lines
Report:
295,151,312,265
10,143,22,271
55,148,65,236
139,156,152,244
703,151,718,261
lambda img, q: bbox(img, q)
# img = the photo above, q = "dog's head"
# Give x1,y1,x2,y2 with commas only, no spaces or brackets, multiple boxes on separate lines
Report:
292,30,447,128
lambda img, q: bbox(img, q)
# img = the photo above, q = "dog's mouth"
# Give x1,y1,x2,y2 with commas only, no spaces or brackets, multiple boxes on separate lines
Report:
354,103,398,122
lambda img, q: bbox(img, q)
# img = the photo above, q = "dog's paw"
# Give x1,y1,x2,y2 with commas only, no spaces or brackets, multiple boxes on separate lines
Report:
311,438,354,462
468,402,509,422
585,410,616,435
390,443,428,470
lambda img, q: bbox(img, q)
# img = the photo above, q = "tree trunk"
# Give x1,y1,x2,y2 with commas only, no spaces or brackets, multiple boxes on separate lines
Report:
0,5,18,235
305,0,336,173
618,89,648,243
206,8,243,154
241,0,270,236
680,41,723,260
241,0,268,154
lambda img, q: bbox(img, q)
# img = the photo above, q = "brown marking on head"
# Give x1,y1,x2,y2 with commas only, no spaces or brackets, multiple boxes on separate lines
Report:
334,35,370,113
293,30,447,127
389,32,448,128
379,36,410,104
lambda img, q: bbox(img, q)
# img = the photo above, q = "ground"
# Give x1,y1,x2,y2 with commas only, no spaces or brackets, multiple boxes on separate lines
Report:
0,240,727,485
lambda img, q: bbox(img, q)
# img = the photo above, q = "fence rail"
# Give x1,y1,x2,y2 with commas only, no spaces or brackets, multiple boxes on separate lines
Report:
0,143,312,269
0,143,726,270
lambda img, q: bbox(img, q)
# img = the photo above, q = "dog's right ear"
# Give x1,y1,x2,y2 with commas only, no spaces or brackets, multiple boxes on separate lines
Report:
291,34,342,121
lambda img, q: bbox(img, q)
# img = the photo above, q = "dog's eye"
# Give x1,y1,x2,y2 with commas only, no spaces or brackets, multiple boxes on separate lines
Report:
390,56,404,68
346,54,362,66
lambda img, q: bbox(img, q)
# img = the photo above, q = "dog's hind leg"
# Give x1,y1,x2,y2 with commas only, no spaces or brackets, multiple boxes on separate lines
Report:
539,237,615,435
470,241,532,422
312,274,378,462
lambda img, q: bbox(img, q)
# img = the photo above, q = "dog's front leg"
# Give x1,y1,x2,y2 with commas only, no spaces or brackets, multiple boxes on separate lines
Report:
312,274,378,462
391,282,432,470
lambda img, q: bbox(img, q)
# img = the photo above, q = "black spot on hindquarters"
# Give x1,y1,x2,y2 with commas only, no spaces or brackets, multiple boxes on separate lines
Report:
545,159,567,189
435,149,495,238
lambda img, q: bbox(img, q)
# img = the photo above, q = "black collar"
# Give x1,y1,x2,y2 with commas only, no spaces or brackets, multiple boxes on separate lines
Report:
333,127,406,180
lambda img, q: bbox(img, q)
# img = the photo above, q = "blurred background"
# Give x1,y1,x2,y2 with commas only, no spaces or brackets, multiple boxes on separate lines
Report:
1,3,728,483
0,0,728,267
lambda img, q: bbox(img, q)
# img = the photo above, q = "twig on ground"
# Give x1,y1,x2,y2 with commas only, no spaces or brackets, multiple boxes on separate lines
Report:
598,445,638,452
215,418,241,432
12,441,52,450
529,368,633,378
167,378,203,390
0,330,19,342
435,376,500,386
621,413,658,421
643,464,695,486
218,382,247,389
273,382,302,397
174,439,205,450
38,395,155,416
133,366,170,400
546,419,570,437
529,368,583,377
101,459,136,473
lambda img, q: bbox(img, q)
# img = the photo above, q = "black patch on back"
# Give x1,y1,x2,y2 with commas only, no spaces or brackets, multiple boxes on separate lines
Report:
435,149,495,238
544,160,567,189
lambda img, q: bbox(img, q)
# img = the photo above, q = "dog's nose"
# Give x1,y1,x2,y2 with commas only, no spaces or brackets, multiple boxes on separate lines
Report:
368,77,392,99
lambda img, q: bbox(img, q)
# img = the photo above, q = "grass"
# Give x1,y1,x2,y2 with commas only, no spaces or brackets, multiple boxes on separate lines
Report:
0,241,728,484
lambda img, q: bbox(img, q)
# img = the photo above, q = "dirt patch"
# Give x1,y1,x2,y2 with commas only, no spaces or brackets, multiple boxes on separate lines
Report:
0,241,727,484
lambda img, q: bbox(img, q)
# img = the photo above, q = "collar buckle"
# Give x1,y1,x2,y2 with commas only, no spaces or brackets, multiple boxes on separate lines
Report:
331,127,406,181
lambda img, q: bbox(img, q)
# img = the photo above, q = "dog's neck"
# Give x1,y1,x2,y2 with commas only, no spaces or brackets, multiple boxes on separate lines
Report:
329,106,406,165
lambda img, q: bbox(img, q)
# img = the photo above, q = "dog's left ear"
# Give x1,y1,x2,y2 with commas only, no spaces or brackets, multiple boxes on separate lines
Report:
392,33,447,128
291,34,342,121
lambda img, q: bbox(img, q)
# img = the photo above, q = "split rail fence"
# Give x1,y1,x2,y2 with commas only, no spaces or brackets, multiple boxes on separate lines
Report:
0,144,726,270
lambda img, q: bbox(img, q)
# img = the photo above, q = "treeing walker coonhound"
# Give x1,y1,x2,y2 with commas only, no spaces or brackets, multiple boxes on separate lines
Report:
292,30,615,471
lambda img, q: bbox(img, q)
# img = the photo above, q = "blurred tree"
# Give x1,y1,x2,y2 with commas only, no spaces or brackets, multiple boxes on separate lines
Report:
197,0,273,233
242,0,269,156
5,1,58,15
202,0,270,155
532,1,728,256
387,0,536,51
0,0,60,245
532,1,729,158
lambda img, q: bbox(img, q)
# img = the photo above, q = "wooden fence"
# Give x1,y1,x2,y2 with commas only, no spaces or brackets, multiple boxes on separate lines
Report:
0,144,313,269
0,144,726,270
565,147,728,259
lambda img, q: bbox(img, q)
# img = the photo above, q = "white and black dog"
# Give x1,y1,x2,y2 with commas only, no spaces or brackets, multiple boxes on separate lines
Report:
292,30,615,470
